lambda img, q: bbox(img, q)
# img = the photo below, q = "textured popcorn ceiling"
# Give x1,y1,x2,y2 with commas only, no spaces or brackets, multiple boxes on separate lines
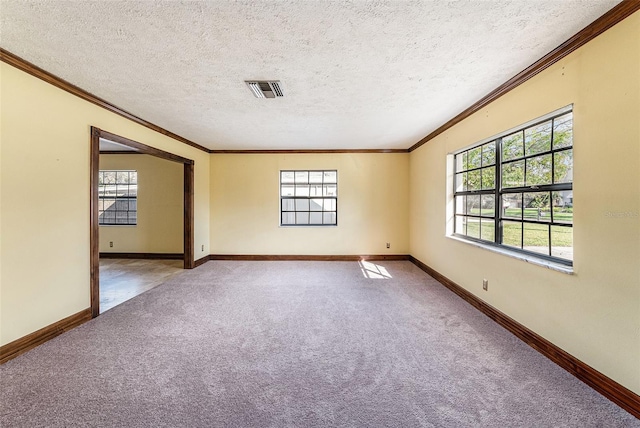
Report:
0,1,620,150
99,138,137,152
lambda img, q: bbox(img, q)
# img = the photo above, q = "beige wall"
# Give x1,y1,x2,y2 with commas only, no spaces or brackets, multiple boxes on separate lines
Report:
99,154,183,254
0,69,3,326
210,153,409,255
409,13,640,394
0,63,210,346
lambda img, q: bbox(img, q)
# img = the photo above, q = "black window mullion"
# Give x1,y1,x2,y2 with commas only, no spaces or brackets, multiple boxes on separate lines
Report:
550,118,556,184
456,190,494,196
501,183,572,193
453,153,458,234
496,138,502,244
523,145,528,187
462,165,484,173
497,147,570,165
548,222,552,257
552,146,573,155
520,217,524,250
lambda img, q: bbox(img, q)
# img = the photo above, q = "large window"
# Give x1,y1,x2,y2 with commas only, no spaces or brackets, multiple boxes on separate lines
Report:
280,170,337,226
453,107,573,264
98,170,138,225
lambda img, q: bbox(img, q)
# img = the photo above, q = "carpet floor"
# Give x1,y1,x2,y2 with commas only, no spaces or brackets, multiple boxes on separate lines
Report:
0,260,637,427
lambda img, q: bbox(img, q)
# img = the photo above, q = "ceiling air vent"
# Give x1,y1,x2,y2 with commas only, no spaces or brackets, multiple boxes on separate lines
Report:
245,80,283,98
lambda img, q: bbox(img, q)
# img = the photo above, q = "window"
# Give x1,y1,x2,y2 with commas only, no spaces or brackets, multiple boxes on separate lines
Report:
98,170,137,225
453,107,573,264
280,170,337,226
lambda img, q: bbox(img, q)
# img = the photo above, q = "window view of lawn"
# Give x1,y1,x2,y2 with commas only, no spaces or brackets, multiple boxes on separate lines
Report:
467,207,573,223
453,107,573,263
464,219,573,259
465,220,572,245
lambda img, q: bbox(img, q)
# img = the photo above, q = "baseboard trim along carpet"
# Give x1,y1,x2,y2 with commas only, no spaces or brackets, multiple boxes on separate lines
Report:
194,255,210,267
208,254,410,262
0,308,92,364
408,255,640,419
99,252,184,260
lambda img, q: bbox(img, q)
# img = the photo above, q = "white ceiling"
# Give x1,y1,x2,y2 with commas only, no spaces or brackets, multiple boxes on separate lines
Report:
1,1,620,150
99,138,138,152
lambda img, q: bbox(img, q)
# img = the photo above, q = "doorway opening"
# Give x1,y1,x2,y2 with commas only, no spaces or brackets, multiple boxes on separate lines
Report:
90,127,195,317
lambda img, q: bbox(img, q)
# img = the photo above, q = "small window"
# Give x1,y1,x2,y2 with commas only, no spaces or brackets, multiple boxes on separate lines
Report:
280,170,337,226
453,107,573,264
99,170,137,225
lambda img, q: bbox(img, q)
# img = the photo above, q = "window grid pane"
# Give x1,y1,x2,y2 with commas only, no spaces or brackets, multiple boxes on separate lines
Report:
453,108,573,264
98,170,137,225
454,136,498,247
280,170,337,226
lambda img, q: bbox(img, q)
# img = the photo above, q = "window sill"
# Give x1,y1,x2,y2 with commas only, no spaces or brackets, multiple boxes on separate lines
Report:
279,225,338,228
446,235,574,275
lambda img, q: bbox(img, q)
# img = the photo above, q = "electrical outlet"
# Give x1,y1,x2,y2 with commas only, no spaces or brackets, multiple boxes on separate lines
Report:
386,242,390,249
201,245,204,252
109,241,113,248
482,279,488,291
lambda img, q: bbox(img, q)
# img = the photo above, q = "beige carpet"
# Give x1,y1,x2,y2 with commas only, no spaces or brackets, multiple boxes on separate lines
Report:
0,260,636,427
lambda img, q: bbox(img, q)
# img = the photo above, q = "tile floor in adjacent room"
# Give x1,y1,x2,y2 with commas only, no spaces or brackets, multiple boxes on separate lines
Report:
99,259,183,313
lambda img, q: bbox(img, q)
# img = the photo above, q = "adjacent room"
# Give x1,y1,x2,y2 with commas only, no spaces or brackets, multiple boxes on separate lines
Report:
98,140,185,312
1,1,638,426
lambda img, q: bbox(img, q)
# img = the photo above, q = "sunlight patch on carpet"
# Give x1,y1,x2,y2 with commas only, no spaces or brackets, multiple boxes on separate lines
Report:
359,261,392,279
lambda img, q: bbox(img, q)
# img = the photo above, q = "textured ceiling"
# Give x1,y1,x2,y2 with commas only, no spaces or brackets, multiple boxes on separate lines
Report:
1,1,620,150
99,138,138,152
